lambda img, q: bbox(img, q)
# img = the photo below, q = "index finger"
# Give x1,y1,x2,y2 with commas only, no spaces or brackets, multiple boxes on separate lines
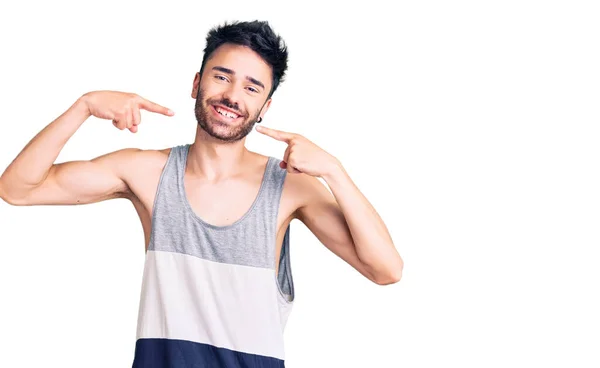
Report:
255,125,293,142
138,98,175,116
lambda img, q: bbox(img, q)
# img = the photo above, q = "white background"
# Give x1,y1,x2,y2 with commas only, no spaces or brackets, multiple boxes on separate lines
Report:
0,1,599,367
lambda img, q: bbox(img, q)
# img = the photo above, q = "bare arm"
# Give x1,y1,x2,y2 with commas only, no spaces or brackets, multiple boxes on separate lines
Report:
0,91,174,206
256,125,403,286
314,166,403,284
0,98,92,204
1,148,142,206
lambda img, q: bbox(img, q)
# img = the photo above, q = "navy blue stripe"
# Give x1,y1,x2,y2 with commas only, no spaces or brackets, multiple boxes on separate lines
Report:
132,338,285,368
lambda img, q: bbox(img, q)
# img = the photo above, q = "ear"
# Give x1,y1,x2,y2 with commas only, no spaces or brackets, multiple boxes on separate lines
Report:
259,98,273,119
191,72,200,99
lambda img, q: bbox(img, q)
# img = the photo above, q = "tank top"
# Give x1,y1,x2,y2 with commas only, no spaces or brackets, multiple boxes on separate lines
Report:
132,143,295,367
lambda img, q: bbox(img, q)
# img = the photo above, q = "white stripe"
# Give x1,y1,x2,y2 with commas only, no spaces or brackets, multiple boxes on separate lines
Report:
136,250,286,359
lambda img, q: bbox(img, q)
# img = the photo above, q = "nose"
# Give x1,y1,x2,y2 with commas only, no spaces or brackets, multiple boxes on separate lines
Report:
221,83,244,112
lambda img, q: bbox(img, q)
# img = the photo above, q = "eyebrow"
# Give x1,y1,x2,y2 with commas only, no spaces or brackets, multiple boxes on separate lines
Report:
211,66,266,90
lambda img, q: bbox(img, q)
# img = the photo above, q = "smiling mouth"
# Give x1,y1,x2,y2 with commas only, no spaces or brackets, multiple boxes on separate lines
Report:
212,105,243,121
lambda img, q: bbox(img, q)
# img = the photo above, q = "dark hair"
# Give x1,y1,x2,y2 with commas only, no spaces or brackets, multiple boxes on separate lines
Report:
199,20,288,99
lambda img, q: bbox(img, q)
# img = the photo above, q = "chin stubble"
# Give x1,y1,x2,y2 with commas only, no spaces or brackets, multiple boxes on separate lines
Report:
194,90,263,142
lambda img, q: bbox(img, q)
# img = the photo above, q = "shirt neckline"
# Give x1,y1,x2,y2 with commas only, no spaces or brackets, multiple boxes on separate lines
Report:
178,144,272,231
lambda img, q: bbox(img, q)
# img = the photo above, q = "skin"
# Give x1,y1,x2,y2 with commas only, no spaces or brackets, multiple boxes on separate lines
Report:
0,43,403,285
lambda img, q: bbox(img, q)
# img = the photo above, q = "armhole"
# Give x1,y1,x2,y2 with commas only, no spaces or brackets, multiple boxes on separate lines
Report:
273,162,295,304
276,224,295,303
147,146,176,252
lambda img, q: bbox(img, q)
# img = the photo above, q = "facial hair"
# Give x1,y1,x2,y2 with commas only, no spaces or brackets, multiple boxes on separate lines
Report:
194,87,263,143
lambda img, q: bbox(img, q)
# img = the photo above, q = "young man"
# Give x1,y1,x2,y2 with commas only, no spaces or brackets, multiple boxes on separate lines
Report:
0,20,402,367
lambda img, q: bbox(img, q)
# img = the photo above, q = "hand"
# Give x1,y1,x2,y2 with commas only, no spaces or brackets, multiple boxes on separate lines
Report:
255,125,340,177
80,90,174,133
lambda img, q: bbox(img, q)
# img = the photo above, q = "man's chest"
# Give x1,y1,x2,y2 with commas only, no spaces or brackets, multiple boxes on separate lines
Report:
183,177,265,227
127,157,299,252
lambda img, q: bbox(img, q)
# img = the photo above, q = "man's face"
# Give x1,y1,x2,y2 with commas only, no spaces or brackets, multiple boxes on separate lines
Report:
193,43,273,142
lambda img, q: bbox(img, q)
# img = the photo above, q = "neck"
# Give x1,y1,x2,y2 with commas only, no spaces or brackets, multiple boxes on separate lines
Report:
187,125,252,181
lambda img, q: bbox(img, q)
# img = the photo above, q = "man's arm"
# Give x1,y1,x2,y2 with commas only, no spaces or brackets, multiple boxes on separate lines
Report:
0,91,173,206
255,125,403,285
293,171,403,285
0,148,140,206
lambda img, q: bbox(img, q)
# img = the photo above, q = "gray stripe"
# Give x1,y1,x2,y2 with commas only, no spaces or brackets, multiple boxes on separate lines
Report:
148,144,289,272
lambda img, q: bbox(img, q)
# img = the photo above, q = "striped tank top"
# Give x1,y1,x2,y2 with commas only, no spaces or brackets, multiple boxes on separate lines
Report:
132,144,295,367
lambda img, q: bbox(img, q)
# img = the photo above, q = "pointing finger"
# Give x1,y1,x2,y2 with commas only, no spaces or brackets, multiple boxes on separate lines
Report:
138,97,175,117
255,125,293,142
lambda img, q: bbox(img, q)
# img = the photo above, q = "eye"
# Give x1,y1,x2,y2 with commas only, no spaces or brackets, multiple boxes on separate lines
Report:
247,86,259,93
215,75,229,82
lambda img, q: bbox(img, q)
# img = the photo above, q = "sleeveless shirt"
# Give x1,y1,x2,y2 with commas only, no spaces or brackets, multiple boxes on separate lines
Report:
132,144,295,367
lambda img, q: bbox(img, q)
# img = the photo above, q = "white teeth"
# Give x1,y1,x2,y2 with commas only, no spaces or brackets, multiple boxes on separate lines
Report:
216,107,239,119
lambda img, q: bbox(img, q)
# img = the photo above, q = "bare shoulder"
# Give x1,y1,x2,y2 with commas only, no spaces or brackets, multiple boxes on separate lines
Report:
93,147,170,172
121,147,171,171
115,147,172,199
